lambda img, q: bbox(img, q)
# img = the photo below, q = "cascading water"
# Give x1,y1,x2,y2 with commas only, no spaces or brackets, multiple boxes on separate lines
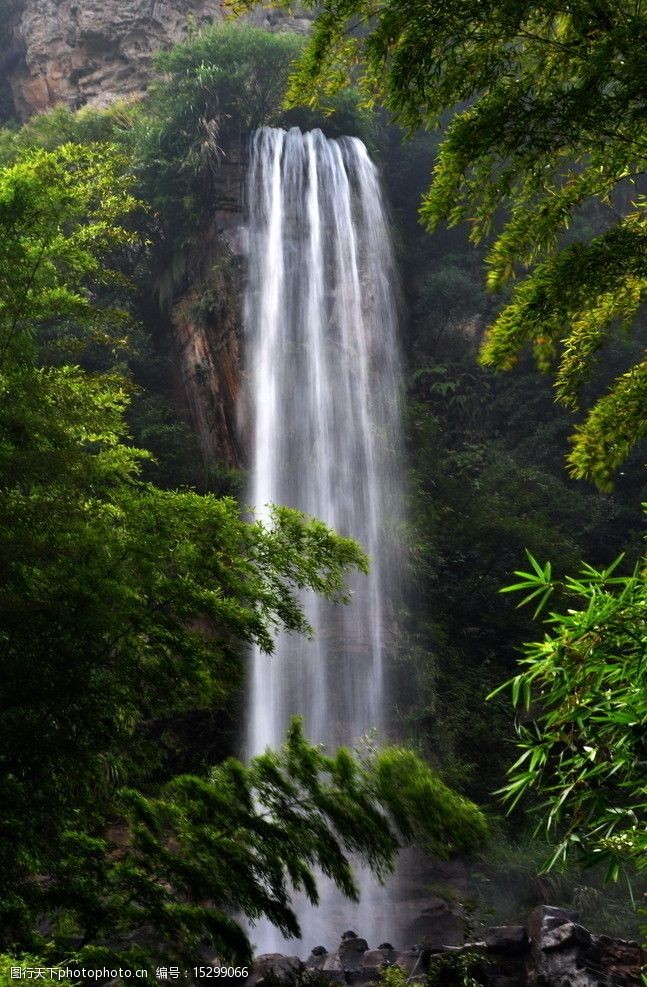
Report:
244,126,403,953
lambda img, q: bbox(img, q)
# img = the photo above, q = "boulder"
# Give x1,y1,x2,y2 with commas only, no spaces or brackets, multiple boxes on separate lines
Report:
528,904,579,943
392,949,427,978
524,904,578,985
242,905,645,986
319,954,346,983
485,925,528,954
586,935,646,987
522,905,644,986
338,935,369,973
246,953,302,986
305,951,327,973
541,921,593,952
303,950,346,983
359,947,398,982
401,895,464,946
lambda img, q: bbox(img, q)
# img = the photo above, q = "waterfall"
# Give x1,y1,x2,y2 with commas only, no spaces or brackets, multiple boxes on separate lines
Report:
244,126,403,954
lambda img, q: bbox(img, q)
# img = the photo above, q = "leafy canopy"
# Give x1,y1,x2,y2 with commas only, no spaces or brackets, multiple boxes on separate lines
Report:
133,23,306,212
249,0,647,488
0,142,138,366
491,550,647,878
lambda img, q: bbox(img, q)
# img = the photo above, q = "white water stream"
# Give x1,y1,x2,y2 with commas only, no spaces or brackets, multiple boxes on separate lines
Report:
244,126,403,953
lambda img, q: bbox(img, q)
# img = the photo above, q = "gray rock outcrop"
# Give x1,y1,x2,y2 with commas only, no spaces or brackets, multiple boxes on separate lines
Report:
245,908,646,986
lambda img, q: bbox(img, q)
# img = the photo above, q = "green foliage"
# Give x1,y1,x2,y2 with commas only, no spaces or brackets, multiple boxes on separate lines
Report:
130,21,372,295
426,951,484,987
491,551,647,876
261,0,647,488
377,68,646,936
469,824,644,940
0,723,486,969
0,368,373,947
377,953,484,987
0,103,136,164
397,354,643,803
130,24,304,236
150,23,306,141
416,265,487,324
0,20,377,345
0,143,138,366
0,25,371,312
99,721,485,966
481,216,647,490
3,9,643,957
127,394,203,488
128,22,293,266
377,967,409,987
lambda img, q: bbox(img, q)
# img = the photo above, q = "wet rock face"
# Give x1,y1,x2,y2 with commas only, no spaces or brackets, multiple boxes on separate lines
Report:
4,0,311,121
171,279,243,471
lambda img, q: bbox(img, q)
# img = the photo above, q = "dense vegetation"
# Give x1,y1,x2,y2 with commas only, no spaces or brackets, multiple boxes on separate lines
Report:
0,7,645,979
0,27,486,977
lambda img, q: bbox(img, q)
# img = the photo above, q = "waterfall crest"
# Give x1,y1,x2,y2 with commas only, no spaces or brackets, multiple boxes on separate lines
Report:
244,126,403,952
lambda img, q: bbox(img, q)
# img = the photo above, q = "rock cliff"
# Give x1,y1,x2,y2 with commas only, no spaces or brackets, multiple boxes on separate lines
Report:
1,0,310,121
171,224,245,470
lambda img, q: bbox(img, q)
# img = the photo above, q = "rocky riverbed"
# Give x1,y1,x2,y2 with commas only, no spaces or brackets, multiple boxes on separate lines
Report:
244,906,645,986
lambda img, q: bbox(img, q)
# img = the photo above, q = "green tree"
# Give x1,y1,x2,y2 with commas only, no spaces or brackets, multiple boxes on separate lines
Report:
0,142,138,366
132,23,306,233
491,552,647,877
251,0,647,488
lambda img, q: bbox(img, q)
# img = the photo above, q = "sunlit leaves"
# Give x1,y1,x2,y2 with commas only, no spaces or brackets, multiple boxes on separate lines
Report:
500,550,554,618
0,143,139,366
491,549,647,874
480,205,647,488
566,358,647,489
